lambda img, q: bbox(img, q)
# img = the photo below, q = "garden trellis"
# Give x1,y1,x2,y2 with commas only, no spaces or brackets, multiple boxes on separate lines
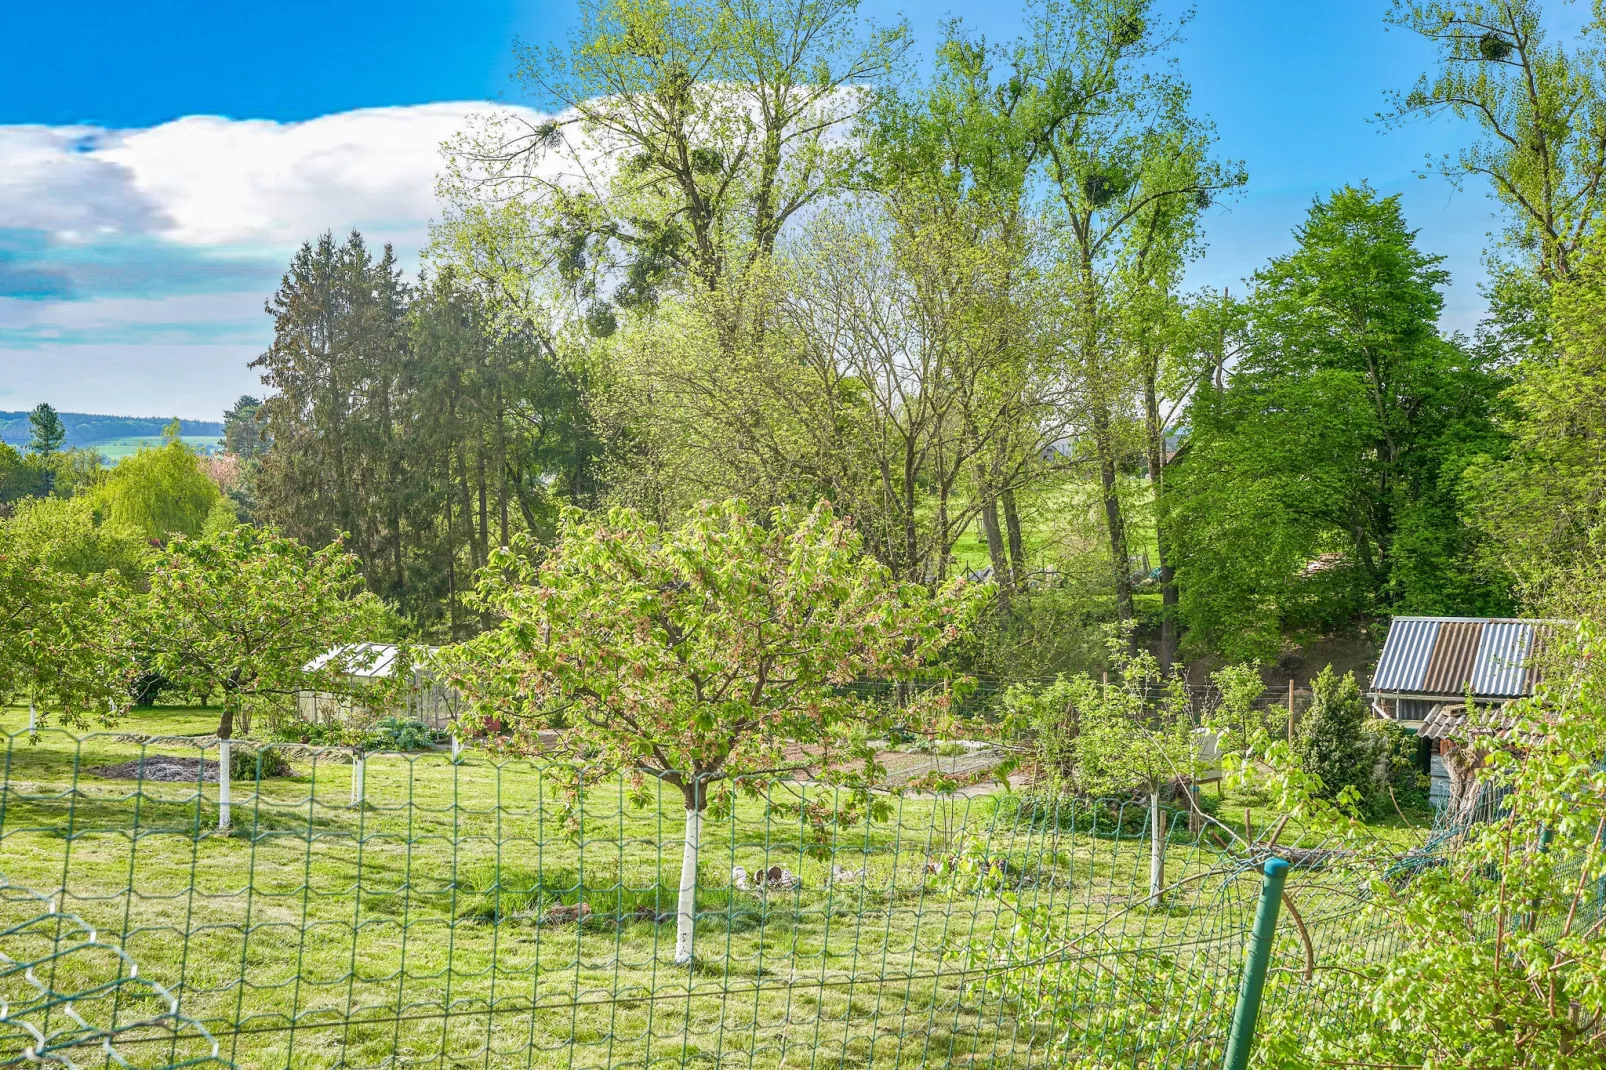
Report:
0,728,1402,1069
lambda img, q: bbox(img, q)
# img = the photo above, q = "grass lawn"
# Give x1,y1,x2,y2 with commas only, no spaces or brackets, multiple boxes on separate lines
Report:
0,707,1409,1069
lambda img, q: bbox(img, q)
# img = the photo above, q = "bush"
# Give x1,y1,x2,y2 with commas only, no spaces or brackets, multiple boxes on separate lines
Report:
365,716,436,752
1000,676,1080,795
268,719,351,745
1364,718,1430,816
1295,666,1373,805
228,745,293,780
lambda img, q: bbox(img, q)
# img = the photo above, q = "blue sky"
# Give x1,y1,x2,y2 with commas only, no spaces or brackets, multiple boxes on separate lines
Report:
0,1,1567,419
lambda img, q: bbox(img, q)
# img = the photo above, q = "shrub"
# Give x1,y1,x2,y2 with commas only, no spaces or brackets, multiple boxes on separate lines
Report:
269,719,351,746
228,745,293,781
1363,718,1429,816
1000,676,1081,795
365,716,436,752
1295,666,1373,806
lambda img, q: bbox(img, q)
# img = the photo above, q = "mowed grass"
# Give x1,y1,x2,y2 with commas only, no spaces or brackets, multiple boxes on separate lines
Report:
0,707,1369,1070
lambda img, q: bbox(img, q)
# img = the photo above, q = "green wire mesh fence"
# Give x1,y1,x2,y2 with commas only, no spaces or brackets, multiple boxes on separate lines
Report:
0,729,1397,1069
0,873,230,1068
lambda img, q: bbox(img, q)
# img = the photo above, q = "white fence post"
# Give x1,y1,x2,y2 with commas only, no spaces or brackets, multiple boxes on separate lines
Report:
1148,792,1165,906
218,739,231,831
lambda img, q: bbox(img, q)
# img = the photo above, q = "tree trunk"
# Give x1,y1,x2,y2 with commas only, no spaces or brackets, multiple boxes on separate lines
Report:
1143,377,1178,672
1001,488,1025,587
496,387,510,549
1149,792,1165,906
476,445,490,567
1442,739,1486,828
675,807,703,964
218,738,231,832
1094,407,1134,633
977,482,1011,608
351,750,366,808
1158,561,1178,672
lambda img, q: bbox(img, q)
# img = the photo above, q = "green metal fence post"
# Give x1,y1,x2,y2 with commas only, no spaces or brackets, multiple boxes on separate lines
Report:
1221,857,1290,1070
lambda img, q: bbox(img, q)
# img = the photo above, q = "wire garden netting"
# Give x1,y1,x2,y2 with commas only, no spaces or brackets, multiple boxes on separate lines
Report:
0,729,1398,1069
0,873,229,1068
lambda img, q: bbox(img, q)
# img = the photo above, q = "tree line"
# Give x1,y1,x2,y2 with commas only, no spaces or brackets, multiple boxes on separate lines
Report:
219,0,1602,674
9,0,1606,677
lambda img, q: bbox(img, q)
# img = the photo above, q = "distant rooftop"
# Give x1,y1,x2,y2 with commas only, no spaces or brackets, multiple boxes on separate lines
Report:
1369,616,1567,701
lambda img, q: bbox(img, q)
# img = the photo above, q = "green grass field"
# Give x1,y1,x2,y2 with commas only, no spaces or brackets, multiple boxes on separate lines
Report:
949,474,1161,579
0,706,1405,1069
90,435,223,461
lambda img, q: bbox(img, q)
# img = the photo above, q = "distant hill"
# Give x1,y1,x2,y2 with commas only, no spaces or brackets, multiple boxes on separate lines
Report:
0,412,225,454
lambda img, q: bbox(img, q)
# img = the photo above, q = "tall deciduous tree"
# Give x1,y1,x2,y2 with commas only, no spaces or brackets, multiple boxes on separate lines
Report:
1475,223,1606,604
436,0,910,529
440,499,980,963
994,0,1242,628
442,0,908,325
864,26,1075,596
1387,0,1606,286
1168,187,1510,660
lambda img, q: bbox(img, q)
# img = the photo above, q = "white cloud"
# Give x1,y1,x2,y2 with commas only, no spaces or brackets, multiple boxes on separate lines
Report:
0,103,560,417
0,126,169,237
1,102,549,251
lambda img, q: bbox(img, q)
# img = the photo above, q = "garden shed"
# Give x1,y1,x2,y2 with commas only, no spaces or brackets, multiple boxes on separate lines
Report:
297,642,464,731
1367,616,1559,811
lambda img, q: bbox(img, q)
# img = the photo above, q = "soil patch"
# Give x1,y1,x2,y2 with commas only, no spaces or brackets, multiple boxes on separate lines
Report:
90,757,219,783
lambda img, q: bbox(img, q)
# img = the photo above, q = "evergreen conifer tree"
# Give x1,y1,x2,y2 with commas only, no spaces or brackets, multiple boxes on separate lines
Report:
1296,665,1373,804
28,403,65,456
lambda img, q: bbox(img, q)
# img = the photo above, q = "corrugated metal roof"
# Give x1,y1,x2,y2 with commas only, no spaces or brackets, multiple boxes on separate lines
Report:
1471,621,1535,698
1370,617,1560,700
1417,703,1524,743
1371,618,1439,693
1422,620,1482,693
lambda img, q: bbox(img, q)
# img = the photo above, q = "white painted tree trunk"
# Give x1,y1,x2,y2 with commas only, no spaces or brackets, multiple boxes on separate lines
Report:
351,754,365,807
218,739,231,831
674,808,702,965
1148,792,1165,906
27,700,35,731
451,736,462,761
